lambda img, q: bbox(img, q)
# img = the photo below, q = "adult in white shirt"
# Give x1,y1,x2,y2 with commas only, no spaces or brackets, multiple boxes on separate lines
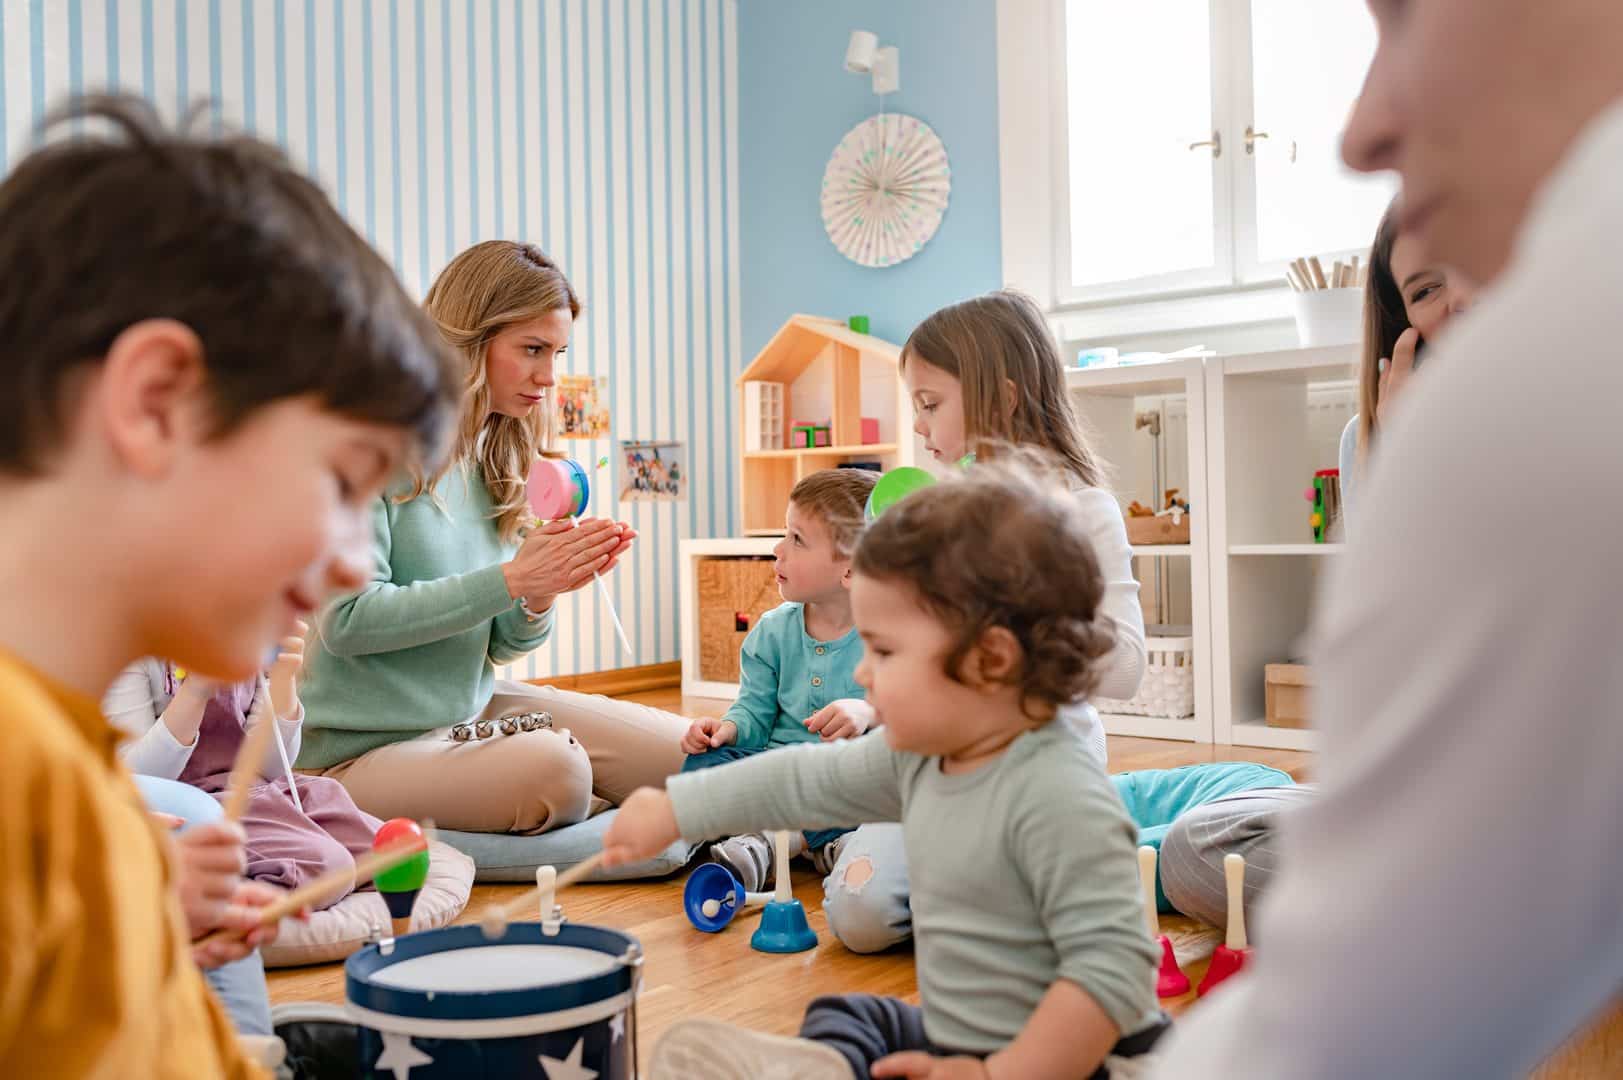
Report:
1151,2,1623,1077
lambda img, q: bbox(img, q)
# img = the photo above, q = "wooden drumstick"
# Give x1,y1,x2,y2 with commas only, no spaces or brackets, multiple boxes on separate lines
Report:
222,685,279,822
196,831,430,949
480,852,606,939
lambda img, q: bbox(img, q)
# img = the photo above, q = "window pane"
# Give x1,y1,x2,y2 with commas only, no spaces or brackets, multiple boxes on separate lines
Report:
1250,0,1396,263
1066,0,1214,288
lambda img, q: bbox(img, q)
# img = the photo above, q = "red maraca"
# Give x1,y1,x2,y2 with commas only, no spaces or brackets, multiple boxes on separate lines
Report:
373,818,430,937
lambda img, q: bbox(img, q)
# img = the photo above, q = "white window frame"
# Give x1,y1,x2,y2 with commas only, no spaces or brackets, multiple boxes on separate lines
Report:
999,0,1374,340
1049,0,1236,305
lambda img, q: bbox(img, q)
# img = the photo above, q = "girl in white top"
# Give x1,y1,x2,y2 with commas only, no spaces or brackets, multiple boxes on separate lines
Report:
818,289,1147,955
104,624,384,911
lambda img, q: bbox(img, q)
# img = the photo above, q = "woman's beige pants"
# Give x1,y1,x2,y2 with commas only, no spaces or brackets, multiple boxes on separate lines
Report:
319,681,689,834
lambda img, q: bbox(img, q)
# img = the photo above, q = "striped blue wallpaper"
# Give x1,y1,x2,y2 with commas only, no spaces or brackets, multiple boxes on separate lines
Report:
1,0,742,679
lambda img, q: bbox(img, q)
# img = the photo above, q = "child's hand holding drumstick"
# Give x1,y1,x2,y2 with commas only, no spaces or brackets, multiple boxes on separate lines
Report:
189,879,289,970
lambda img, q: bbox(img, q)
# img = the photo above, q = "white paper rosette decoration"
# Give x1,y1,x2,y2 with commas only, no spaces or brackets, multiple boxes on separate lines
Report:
820,114,951,268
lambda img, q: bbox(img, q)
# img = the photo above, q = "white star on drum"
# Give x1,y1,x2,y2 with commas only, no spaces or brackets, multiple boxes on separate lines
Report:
610,1012,626,1043
374,1030,434,1080
539,1036,598,1080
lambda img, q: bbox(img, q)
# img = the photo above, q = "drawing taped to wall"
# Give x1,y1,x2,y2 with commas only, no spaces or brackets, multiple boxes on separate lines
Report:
555,374,611,439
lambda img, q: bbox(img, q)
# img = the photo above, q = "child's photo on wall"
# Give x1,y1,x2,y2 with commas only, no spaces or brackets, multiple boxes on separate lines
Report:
619,440,685,503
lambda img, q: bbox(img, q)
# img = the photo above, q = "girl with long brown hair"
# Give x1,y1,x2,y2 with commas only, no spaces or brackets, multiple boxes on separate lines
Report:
818,289,1147,956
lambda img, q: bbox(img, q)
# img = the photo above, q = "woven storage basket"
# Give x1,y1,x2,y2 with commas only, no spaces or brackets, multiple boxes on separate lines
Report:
1098,632,1194,719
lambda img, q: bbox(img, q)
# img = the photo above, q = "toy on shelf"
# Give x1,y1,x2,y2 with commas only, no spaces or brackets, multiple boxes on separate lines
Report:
373,818,431,937
1264,662,1313,729
1303,468,1342,543
737,315,911,535
1196,853,1251,996
526,455,636,659
1139,846,1189,998
790,420,833,449
743,381,786,451
1125,488,1193,546
683,862,772,933
847,314,870,334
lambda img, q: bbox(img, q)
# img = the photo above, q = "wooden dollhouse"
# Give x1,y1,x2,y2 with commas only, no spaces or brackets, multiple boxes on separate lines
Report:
735,314,914,535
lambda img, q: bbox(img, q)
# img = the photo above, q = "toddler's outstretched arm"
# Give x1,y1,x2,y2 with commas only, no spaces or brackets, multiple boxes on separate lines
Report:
601,788,680,866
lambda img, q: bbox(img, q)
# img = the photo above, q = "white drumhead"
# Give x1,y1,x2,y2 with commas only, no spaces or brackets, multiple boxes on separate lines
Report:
371,945,617,993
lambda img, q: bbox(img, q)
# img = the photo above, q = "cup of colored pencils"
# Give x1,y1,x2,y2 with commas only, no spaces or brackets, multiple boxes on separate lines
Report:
1286,253,1366,347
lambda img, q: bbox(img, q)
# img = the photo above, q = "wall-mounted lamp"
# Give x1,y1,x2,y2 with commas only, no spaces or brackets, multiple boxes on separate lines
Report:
844,30,899,96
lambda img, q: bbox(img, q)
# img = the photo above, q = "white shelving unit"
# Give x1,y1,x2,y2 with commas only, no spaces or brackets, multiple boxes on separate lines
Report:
1206,345,1357,751
686,347,1355,750
1068,358,1213,743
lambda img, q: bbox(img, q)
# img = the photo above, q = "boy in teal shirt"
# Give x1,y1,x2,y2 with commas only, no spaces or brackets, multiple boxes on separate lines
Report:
680,468,878,888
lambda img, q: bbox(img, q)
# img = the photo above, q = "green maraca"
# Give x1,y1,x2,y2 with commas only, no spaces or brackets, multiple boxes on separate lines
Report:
373,818,431,936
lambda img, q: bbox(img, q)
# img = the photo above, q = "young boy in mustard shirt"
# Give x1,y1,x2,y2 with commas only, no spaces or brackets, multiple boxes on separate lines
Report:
0,96,456,1077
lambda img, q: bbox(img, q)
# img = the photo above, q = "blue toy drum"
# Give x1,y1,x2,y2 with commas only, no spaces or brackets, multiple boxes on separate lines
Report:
346,922,642,1078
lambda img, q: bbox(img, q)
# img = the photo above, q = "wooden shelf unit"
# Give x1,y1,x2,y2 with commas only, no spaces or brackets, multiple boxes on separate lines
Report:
737,315,912,535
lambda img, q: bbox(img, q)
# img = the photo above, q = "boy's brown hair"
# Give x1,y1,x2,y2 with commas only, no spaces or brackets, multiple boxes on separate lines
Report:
853,450,1113,717
789,467,879,557
0,95,457,476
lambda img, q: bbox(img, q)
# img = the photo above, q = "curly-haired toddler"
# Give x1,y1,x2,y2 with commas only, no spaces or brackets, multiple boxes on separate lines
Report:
605,453,1167,1080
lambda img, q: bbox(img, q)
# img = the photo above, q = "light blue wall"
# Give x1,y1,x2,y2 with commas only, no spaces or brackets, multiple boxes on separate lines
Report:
738,0,1003,357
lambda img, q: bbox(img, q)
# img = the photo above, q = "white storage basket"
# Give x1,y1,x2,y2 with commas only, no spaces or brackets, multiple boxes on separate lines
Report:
1098,633,1194,719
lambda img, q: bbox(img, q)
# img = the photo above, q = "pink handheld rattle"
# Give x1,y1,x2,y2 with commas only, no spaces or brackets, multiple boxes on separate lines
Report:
526,456,635,659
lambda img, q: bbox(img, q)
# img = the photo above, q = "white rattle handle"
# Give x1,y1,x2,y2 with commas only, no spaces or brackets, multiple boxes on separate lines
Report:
1224,853,1248,950
773,830,793,904
1137,846,1160,938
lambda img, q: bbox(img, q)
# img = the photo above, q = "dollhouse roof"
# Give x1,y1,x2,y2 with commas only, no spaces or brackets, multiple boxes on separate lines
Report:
739,314,902,385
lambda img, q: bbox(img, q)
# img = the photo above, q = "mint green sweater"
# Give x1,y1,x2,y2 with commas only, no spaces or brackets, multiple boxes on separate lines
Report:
296,464,554,768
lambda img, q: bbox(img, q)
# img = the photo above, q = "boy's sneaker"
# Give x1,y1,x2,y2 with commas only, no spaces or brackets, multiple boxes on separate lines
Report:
650,1017,850,1080
707,832,774,892
807,833,849,878
270,1002,359,1080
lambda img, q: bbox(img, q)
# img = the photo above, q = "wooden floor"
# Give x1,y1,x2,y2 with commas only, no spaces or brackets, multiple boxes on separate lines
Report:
267,688,1620,1076
267,689,1309,1067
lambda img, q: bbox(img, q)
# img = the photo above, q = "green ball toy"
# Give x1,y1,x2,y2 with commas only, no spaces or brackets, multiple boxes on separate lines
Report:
865,466,937,520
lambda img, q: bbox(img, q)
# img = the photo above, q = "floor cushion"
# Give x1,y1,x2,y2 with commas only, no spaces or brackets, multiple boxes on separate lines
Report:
259,838,475,968
437,807,695,884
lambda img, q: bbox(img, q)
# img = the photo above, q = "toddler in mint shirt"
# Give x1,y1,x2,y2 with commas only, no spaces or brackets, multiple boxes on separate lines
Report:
679,468,878,889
